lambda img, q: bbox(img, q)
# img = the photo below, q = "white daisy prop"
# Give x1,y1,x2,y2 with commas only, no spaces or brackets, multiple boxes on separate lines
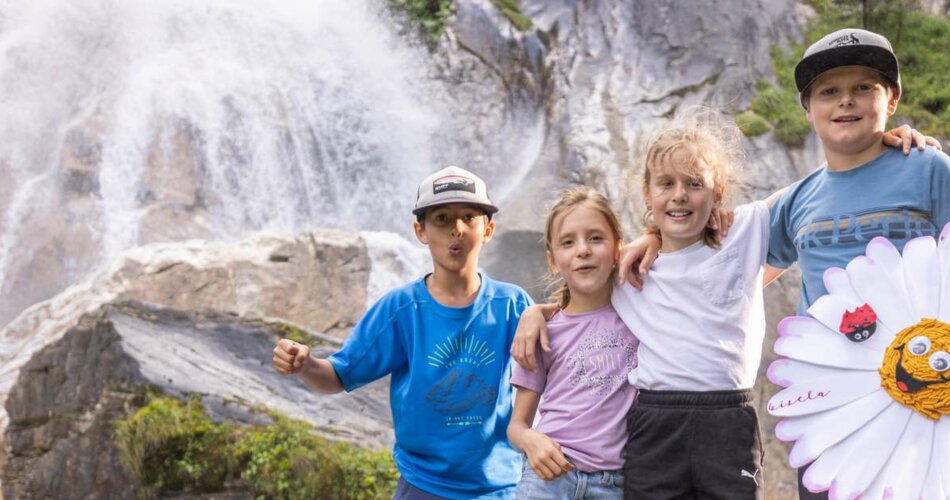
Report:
767,227,950,499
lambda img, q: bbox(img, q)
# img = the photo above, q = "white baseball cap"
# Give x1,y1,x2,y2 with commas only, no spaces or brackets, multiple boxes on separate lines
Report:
412,166,498,217
795,28,901,108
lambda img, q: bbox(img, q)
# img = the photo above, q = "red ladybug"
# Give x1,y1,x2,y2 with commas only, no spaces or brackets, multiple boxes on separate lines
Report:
839,304,877,342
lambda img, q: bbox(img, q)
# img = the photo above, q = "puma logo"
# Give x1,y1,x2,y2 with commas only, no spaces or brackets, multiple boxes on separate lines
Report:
741,468,760,486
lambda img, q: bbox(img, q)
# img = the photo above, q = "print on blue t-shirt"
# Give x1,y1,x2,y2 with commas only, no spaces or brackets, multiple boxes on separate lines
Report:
768,147,950,314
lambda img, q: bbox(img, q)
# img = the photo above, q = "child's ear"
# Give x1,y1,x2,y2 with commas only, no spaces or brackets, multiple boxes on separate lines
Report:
413,221,429,245
481,218,496,243
714,186,724,205
547,251,558,275
886,89,900,116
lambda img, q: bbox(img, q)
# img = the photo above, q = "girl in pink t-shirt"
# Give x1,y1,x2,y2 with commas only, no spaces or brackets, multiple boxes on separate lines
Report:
507,187,639,499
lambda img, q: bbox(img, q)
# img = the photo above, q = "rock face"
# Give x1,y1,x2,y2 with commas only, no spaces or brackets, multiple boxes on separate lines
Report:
0,230,393,499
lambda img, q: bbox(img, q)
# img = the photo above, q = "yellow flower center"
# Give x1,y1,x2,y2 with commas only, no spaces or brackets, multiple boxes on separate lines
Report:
880,318,950,420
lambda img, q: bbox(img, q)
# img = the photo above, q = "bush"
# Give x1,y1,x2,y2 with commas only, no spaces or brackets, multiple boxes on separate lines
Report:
116,394,398,499
736,110,772,137
389,0,454,43
116,395,237,499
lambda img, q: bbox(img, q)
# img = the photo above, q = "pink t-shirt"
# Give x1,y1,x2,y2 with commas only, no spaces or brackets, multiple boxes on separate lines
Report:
510,305,639,472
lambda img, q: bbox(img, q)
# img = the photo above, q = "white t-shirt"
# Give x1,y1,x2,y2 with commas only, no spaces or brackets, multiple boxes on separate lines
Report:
611,201,769,391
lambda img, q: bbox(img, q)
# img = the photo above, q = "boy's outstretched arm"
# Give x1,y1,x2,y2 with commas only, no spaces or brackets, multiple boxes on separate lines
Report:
507,388,574,480
273,338,344,394
883,124,943,154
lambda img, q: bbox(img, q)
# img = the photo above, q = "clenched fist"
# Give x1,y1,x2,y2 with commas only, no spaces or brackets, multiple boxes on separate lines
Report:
273,338,310,376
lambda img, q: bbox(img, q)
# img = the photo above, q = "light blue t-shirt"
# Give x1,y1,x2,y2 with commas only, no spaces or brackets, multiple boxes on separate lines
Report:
768,146,950,314
328,274,532,499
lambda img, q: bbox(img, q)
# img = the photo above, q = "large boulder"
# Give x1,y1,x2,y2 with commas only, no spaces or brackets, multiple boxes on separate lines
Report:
0,229,398,499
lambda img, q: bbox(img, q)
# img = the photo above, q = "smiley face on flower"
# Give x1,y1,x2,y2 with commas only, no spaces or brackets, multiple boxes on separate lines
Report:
880,318,950,419
766,228,950,499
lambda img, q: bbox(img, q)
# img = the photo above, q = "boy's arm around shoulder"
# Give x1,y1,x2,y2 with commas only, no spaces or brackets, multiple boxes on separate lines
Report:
762,187,790,286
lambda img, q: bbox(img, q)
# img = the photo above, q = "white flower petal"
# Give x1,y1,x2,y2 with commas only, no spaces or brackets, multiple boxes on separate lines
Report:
865,236,910,295
921,429,947,500
806,295,895,354
766,359,873,389
801,424,864,494
939,223,950,322
774,414,813,442
901,236,940,320
775,317,881,369
785,390,892,467
937,417,950,495
860,412,932,500
817,402,910,499
766,371,880,417
822,267,862,305
847,255,917,332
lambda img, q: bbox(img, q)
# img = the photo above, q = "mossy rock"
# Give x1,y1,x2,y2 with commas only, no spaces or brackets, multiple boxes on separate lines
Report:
736,110,772,137
116,393,398,499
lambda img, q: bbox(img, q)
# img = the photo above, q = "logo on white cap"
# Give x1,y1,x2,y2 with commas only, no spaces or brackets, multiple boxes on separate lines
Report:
433,175,476,195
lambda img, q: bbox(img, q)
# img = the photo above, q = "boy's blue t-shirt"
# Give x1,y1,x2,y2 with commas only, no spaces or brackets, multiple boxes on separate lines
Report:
327,274,532,499
768,147,950,314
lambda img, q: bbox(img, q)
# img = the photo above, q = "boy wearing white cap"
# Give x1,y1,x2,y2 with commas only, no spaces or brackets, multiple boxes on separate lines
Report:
768,28,950,499
273,166,532,499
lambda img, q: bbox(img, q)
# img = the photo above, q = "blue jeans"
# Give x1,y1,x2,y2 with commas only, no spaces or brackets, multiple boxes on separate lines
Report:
394,478,516,499
515,461,623,499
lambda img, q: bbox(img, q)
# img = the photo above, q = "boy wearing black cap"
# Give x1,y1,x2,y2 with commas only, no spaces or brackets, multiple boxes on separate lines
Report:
273,166,532,499
768,28,950,499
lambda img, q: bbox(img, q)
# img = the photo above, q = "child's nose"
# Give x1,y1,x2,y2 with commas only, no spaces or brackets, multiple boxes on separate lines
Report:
451,219,466,236
672,184,688,200
838,91,855,107
576,240,591,256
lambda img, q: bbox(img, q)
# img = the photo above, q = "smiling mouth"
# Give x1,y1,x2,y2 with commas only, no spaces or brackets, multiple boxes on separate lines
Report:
666,210,692,218
832,116,861,123
894,347,950,393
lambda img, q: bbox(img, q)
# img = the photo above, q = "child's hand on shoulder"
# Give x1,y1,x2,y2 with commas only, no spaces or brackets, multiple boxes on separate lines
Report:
521,429,574,480
883,124,943,154
273,338,310,376
618,233,661,289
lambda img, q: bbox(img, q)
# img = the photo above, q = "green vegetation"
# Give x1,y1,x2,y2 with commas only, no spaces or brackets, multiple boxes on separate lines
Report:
269,322,316,347
116,394,398,500
490,0,533,31
735,110,772,137
389,0,454,43
389,0,531,44
741,2,950,145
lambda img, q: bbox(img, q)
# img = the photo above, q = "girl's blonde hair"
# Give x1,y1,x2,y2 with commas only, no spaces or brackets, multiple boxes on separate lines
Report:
641,107,744,248
543,187,624,309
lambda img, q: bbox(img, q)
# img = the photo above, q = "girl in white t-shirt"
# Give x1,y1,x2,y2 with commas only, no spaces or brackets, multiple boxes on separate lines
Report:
507,187,639,499
512,110,781,499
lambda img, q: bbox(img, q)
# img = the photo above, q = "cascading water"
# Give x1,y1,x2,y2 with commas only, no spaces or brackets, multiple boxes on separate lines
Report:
0,0,544,326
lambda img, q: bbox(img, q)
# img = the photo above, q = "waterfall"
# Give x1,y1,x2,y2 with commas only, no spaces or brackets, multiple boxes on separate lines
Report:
0,0,545,327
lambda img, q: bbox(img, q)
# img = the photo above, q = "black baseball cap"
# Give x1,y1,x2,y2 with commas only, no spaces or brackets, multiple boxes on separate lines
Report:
795,28,901,108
